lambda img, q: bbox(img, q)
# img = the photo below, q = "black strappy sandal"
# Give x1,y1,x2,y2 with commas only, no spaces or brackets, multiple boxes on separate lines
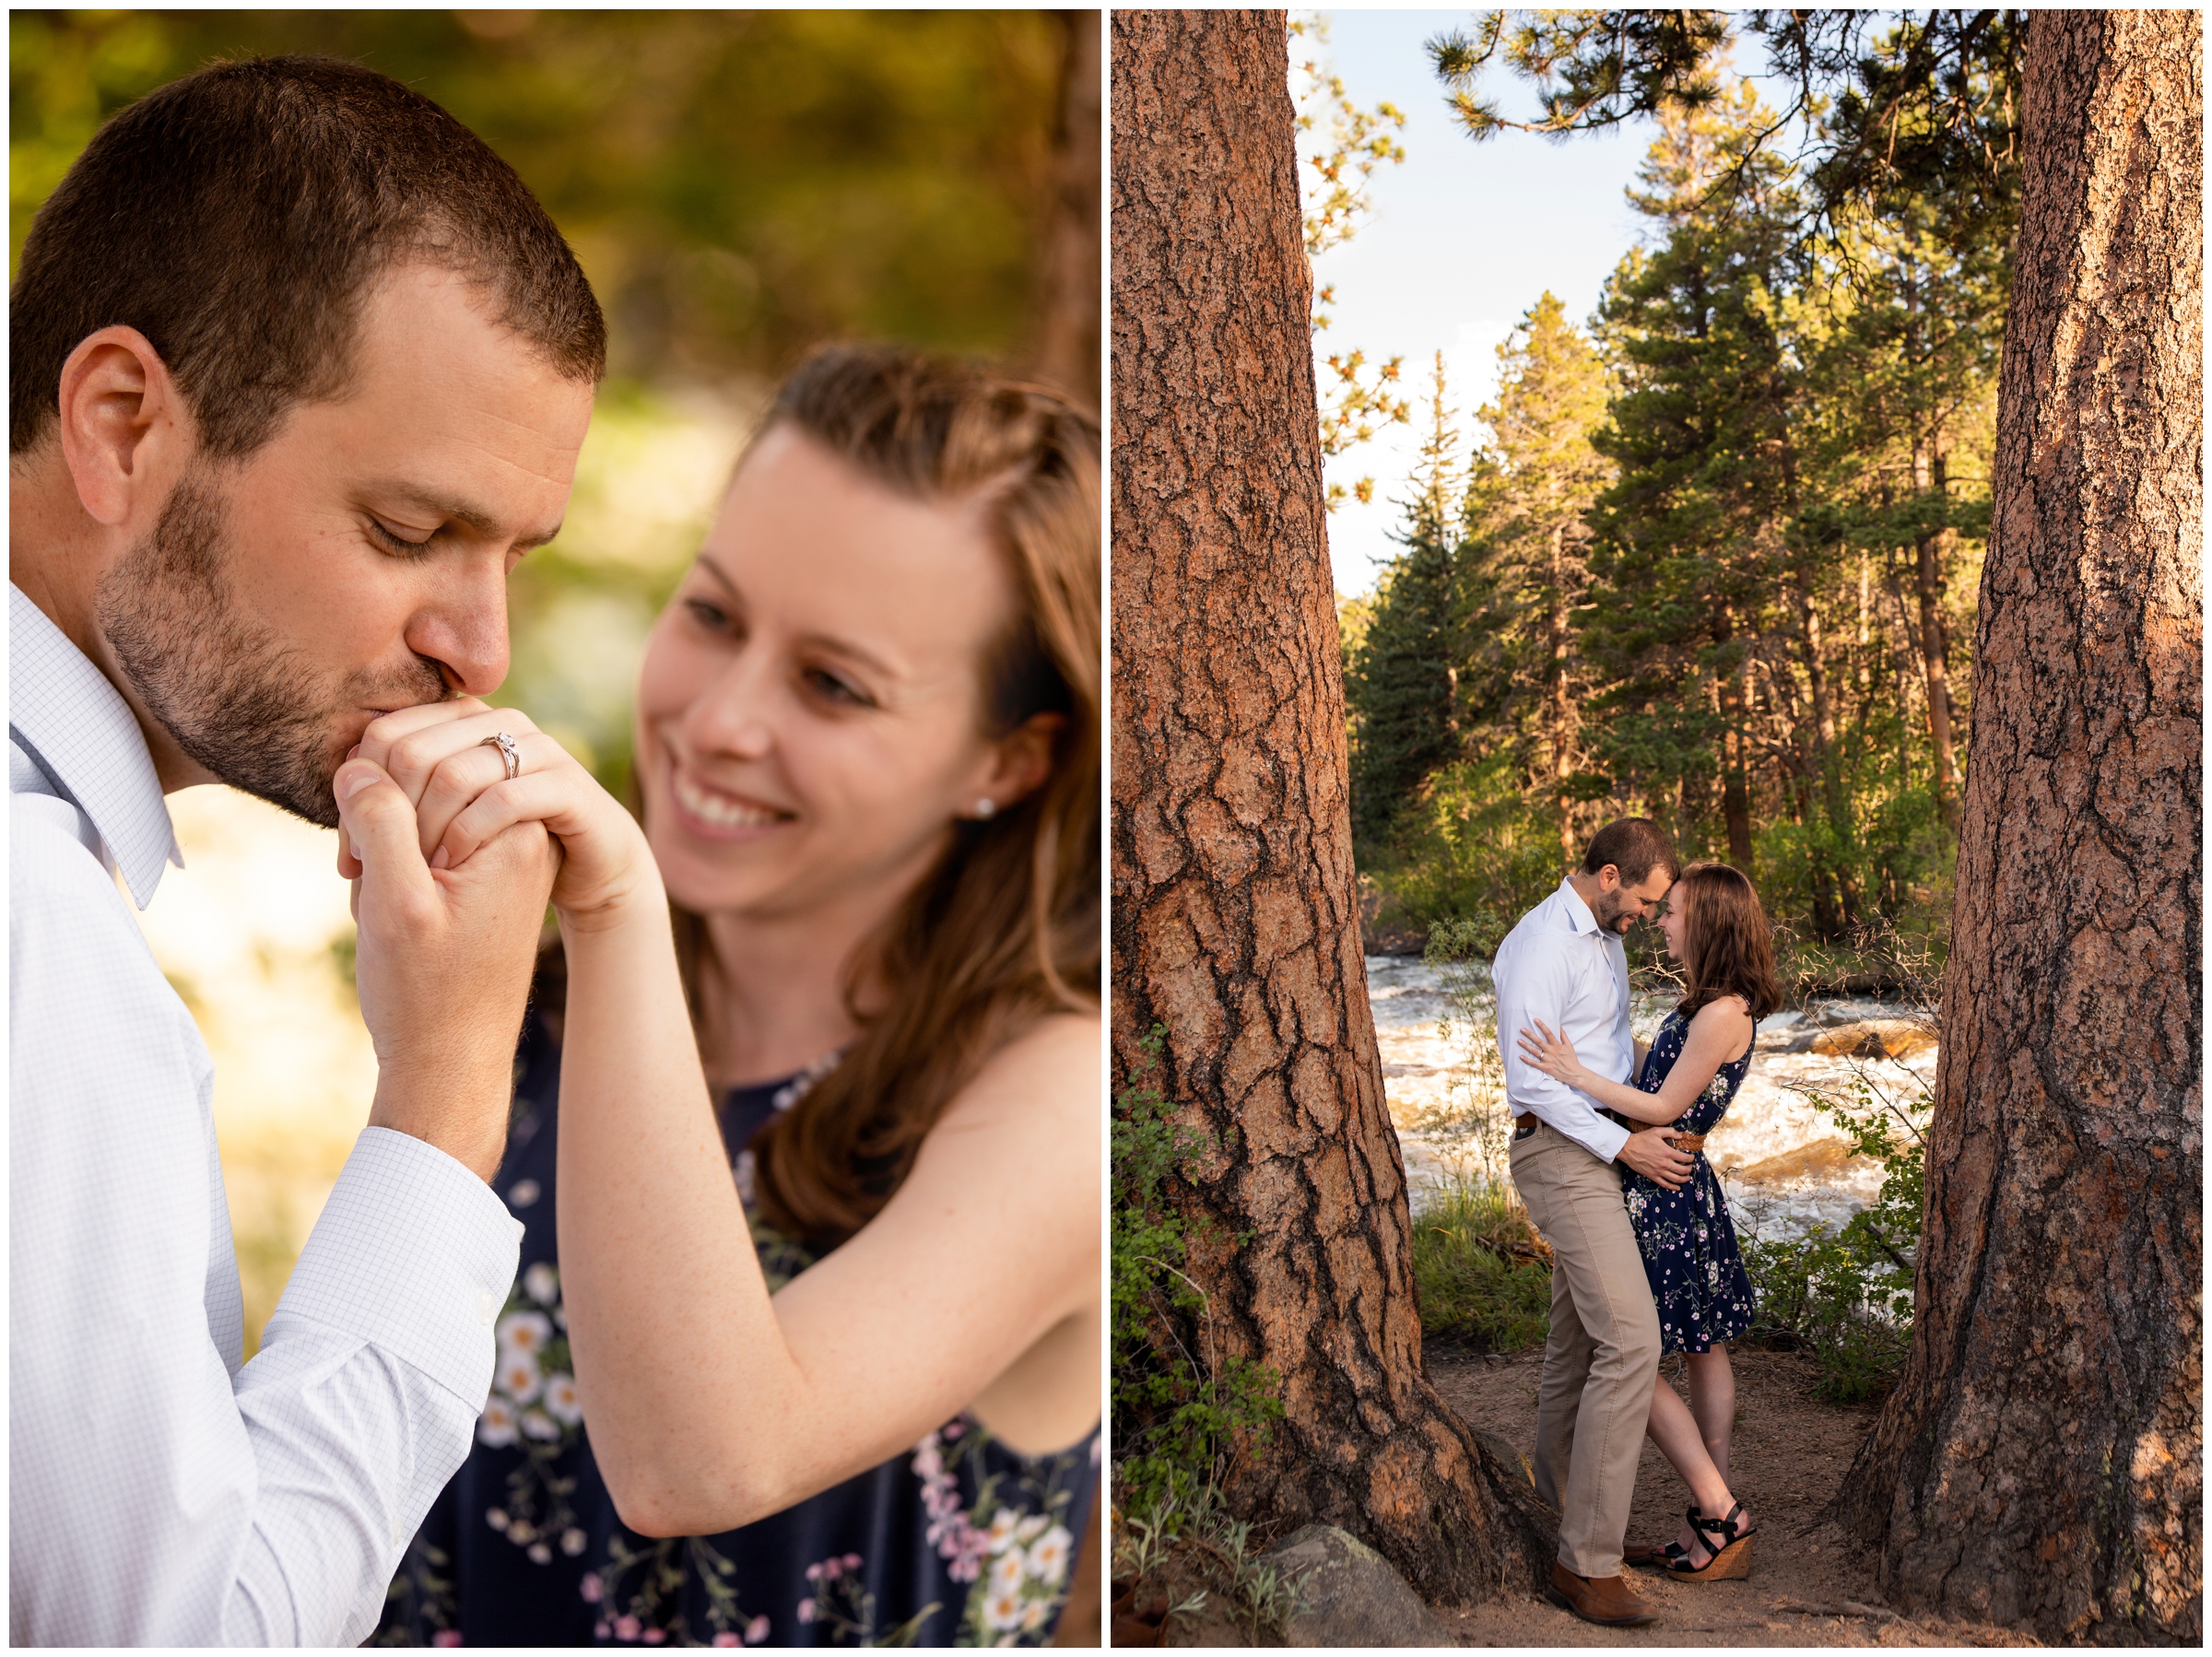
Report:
1665,1501,1755,1580
1623,1531,1689,1570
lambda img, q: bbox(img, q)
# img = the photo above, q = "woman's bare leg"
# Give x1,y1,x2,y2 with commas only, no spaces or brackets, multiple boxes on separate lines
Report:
1684,1347,1736,1486
1644,1357,1748,1564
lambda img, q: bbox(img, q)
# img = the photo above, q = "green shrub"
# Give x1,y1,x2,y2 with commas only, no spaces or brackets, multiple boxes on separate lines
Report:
1736,1073,1926,1403
1110,1027,1283,1532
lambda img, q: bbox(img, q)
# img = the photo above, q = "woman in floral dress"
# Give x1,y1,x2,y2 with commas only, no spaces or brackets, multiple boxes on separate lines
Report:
367,347,1100,1646
1515,862,1782,1580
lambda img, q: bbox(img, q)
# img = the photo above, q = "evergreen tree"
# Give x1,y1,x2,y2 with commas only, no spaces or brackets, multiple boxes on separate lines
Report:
1582,84,1802,887
1458,292,1614,864
1347,353,1465,846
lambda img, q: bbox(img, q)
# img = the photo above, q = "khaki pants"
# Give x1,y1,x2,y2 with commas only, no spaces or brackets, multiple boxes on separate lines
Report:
1509,1118,1661,1579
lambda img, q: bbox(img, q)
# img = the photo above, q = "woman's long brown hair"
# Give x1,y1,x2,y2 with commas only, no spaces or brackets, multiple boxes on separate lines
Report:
1674,862,1783,1022
677,344,1100,1254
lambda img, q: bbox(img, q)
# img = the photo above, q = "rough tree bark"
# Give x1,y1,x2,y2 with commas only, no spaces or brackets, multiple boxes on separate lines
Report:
1837,12,2201,1643
1110,7,1552,1603
1030,9,1101,413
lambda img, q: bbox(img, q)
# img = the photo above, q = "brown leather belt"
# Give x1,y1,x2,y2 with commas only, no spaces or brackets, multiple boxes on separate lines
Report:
1513,1114,1705,1153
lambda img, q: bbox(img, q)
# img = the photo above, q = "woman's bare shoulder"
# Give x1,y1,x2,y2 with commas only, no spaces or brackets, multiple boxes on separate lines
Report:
935,1010,1101,1135
1688,993,1755,1033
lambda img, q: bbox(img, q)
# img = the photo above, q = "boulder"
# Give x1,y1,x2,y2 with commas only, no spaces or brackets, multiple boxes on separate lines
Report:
1258,1523,1455,1647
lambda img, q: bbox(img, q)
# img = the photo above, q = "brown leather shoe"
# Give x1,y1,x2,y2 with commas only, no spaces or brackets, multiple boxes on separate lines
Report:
1547,1561,1658,1627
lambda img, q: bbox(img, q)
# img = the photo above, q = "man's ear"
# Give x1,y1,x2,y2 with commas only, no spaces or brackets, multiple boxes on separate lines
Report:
55,326,194,528
976,711,1067,811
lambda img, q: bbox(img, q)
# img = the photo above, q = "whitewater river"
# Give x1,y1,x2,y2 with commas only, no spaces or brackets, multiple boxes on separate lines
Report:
1365,955,1934,1244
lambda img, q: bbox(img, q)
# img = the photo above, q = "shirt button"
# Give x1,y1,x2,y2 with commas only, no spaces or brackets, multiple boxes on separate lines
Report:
476,1290,498,1325
392,1521,407,1547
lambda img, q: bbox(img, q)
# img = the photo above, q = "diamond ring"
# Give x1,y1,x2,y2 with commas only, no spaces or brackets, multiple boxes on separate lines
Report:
481,731,522,781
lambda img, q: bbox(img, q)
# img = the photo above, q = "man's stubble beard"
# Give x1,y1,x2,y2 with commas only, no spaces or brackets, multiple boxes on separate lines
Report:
1591,887,1638,934
97,471,448,829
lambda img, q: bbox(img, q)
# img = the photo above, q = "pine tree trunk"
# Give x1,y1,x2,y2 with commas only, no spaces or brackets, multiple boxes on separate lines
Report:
1911,521,1962,835
1110,7,1552,1601
1716,609,1756,872
1031,10,1101,412
1548,526,1573,867
1837,12,2202,1641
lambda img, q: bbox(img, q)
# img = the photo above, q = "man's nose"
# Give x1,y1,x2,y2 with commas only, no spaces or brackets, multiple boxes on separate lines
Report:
409,565,511,699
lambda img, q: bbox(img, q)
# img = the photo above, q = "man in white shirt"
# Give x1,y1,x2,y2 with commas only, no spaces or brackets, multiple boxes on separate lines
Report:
10,59,603,1643
1492,818,1690,1628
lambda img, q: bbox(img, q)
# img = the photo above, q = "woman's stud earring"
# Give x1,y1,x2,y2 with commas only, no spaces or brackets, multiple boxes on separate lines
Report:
973,798,995,820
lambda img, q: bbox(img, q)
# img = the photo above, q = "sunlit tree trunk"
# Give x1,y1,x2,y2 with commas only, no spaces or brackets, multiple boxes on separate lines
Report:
1110,6,1551,1602
1838,12,2202,1642
1910,441,1963,835
1715,607,1756,872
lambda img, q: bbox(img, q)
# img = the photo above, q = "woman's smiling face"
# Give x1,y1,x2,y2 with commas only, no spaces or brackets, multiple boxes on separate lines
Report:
634,424,1018,924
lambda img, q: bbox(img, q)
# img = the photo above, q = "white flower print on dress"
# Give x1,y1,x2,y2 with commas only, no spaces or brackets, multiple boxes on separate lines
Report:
1026,1526,1073,1585
477,1396,519,1448
544,1372,582,1426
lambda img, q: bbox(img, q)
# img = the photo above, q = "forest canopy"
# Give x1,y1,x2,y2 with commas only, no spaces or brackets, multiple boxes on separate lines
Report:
1347,30,2006,951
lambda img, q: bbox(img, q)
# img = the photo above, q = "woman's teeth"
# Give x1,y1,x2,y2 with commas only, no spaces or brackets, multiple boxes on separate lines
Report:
674,770,783,828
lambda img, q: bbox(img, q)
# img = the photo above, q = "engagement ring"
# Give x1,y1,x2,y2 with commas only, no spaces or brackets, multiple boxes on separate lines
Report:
482,731,522,781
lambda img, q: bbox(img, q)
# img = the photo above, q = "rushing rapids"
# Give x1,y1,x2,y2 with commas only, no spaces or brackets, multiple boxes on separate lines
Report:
1366,955,1933,1245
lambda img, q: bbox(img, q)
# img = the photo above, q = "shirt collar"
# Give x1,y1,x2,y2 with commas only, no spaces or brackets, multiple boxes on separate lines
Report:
9,583,184,909
1556,875,1606,939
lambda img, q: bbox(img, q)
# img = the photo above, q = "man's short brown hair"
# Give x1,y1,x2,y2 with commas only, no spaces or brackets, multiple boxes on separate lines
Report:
1581,817,1681,887
10,55,605,459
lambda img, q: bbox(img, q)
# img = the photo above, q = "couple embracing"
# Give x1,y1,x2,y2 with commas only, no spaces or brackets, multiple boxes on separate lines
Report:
1491,818,1783,1628
12,57,1099,1647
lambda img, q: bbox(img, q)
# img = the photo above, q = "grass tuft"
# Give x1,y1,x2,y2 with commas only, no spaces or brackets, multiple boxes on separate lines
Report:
1408,1179,1554,1354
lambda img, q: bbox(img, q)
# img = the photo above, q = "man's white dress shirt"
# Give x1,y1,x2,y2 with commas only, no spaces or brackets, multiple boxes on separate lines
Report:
8,584,524,1645
1492,876,1637,1163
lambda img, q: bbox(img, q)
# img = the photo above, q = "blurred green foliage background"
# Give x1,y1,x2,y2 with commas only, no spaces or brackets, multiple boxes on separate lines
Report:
12,7,1099,1357
13,6,1098,793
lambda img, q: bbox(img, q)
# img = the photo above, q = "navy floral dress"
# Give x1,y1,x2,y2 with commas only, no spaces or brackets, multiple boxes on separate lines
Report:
375,1010,1100,1648
1612,1006,1759,1355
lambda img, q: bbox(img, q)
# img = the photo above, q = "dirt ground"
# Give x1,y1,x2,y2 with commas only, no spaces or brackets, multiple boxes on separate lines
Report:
1423,1347,2041,1648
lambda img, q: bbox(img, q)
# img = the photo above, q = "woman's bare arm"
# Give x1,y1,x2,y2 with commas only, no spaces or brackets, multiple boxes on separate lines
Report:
1517,999,1754,1126
555,901,1100,1538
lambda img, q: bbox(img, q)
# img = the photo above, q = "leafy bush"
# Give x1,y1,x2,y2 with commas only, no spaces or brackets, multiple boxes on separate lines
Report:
1109,1027,1283,1531
1735,1060,1928,1403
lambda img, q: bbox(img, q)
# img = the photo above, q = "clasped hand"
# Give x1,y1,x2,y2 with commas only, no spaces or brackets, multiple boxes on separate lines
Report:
336,698,654,925
330,699,655,1179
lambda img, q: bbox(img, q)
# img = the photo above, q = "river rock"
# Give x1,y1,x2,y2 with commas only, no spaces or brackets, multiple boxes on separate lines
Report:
1728,1137,1866,1185
1777,1017,1936,1059
1259,1523,1454,1647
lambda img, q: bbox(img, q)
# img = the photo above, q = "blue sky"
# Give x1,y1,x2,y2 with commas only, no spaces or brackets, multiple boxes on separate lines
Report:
1302,10,1655,594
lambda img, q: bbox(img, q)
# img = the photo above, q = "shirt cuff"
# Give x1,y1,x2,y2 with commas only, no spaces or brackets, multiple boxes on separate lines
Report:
1569,1111,1632,1165
268,1127,524,1406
